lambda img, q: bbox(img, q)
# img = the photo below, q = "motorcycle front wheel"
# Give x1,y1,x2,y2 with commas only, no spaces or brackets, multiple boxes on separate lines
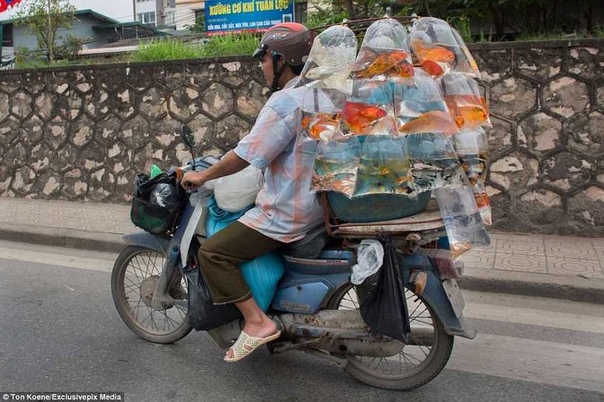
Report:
327,283,454,391
111,246,193,344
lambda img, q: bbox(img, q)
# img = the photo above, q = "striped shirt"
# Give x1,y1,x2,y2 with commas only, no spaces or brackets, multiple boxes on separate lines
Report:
234,78,323,243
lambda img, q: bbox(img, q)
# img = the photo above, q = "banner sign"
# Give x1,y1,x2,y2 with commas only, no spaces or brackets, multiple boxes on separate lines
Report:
205,0,294,34
0,0,24,13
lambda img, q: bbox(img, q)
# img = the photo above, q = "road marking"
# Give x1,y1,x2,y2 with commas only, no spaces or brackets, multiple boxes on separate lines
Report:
464,302,604,334
449,333,604,393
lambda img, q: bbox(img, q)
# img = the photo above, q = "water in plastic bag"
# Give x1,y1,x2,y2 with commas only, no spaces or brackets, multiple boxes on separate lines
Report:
435,186,491,259
453,127,492,226
297,25,358,94
354,135,413,196
311,136,361,197
441,72,491,129
405,132,467,193
409,17,480,77
393,70,459,135
352,18,414,82
300,88,347,142
453,127,489,187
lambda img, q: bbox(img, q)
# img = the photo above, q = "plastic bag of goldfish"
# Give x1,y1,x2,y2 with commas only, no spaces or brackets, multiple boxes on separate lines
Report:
295,16,492,258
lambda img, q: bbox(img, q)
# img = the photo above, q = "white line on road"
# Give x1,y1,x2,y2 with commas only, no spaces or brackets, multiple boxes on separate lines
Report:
464,302,604,334
449,333,604,393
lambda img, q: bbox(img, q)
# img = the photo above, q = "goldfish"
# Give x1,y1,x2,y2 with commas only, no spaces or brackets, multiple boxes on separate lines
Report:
457,106,488,128
399,110,459,135
450,241,473,259
342,102,387,134
474,192,490,209
411,39,456,64
302,113,341,140
394,61,415,78
421,59,448,77
354,50,411,79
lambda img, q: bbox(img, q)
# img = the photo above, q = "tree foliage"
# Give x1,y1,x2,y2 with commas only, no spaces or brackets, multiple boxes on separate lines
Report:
14,0,83,63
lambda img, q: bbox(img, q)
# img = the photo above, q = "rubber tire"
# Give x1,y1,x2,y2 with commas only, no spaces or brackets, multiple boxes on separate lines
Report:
327,283,454,391
111,245,193,344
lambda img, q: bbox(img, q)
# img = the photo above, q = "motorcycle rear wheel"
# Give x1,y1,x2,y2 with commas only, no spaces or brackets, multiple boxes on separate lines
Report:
111,246,193,344
327,283,454,391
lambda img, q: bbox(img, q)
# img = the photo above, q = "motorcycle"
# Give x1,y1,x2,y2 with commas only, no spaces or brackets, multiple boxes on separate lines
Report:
111,124,476,391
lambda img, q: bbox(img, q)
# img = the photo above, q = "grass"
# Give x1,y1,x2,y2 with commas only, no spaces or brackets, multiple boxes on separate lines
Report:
131,33,259,62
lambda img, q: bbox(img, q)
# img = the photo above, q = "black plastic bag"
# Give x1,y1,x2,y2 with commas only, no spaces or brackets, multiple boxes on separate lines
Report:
130,172,186,234
357,236,411,343
184,265,242,331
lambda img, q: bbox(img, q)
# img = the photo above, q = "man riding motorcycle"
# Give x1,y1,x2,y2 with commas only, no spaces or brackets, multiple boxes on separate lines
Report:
181,23,320,362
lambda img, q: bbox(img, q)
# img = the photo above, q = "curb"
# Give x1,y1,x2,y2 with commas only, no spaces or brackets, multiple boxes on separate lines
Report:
0,223,126,253
1,223,603,305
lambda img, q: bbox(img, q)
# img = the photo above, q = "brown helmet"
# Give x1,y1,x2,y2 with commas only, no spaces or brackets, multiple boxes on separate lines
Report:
252,23,313,67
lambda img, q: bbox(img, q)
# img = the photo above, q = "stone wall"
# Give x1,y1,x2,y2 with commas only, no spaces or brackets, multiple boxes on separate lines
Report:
0,39,602,236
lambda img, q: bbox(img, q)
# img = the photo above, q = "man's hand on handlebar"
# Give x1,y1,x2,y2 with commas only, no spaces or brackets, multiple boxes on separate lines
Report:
181,171,206,192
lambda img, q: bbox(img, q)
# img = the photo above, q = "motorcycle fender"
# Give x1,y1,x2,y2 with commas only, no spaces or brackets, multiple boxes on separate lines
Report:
121,232,171,255
403,270,477,339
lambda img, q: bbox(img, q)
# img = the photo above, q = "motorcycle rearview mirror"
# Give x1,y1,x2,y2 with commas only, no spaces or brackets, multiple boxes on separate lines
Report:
180,124,197,170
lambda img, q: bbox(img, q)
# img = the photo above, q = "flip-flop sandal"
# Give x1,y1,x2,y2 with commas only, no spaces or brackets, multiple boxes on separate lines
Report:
224,330,282,363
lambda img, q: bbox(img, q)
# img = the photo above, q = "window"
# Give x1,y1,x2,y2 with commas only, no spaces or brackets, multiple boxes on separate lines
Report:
165,11,176,25
137,12,156,26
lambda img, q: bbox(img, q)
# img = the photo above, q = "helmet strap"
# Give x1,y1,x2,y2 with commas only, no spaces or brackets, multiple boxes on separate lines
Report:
270,54,287,93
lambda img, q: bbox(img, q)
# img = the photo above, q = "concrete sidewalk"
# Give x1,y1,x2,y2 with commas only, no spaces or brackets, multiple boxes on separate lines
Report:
0,197,603,304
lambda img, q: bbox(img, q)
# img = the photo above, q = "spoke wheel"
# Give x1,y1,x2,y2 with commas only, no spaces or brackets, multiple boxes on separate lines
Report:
111,246,192,344
327,283,454,390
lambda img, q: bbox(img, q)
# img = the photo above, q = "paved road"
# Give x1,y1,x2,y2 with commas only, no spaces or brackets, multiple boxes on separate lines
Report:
0,240,603,402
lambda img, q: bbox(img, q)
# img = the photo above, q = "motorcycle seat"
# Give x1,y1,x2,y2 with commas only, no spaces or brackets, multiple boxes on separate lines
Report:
281,224,330,259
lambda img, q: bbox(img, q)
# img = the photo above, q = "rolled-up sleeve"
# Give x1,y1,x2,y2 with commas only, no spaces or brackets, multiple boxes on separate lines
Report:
234,104,297,171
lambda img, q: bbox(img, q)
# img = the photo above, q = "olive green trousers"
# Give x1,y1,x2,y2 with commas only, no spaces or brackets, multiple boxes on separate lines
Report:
198,221,284,305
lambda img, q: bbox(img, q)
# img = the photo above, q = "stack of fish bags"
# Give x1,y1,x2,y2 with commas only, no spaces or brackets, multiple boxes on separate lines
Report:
296,17,492,258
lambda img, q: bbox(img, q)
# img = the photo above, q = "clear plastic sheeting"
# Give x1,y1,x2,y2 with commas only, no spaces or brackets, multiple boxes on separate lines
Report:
435,185,491,259
409,17,480,77
352,18,414,82
297,25,358,94
441,72,491,129
350,239,384,285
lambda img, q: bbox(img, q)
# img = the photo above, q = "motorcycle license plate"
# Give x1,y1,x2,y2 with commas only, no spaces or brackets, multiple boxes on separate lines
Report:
442,279,465,318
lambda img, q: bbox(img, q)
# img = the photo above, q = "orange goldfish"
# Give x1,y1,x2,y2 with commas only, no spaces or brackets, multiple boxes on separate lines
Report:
474,193,490,209
354,50,411,78
342,102,387,134
394,61,415,78
302,113,341,140
450,241,473,259
456,106,488,128
399,110,459,135
411,39,455,64
421,59,447,77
